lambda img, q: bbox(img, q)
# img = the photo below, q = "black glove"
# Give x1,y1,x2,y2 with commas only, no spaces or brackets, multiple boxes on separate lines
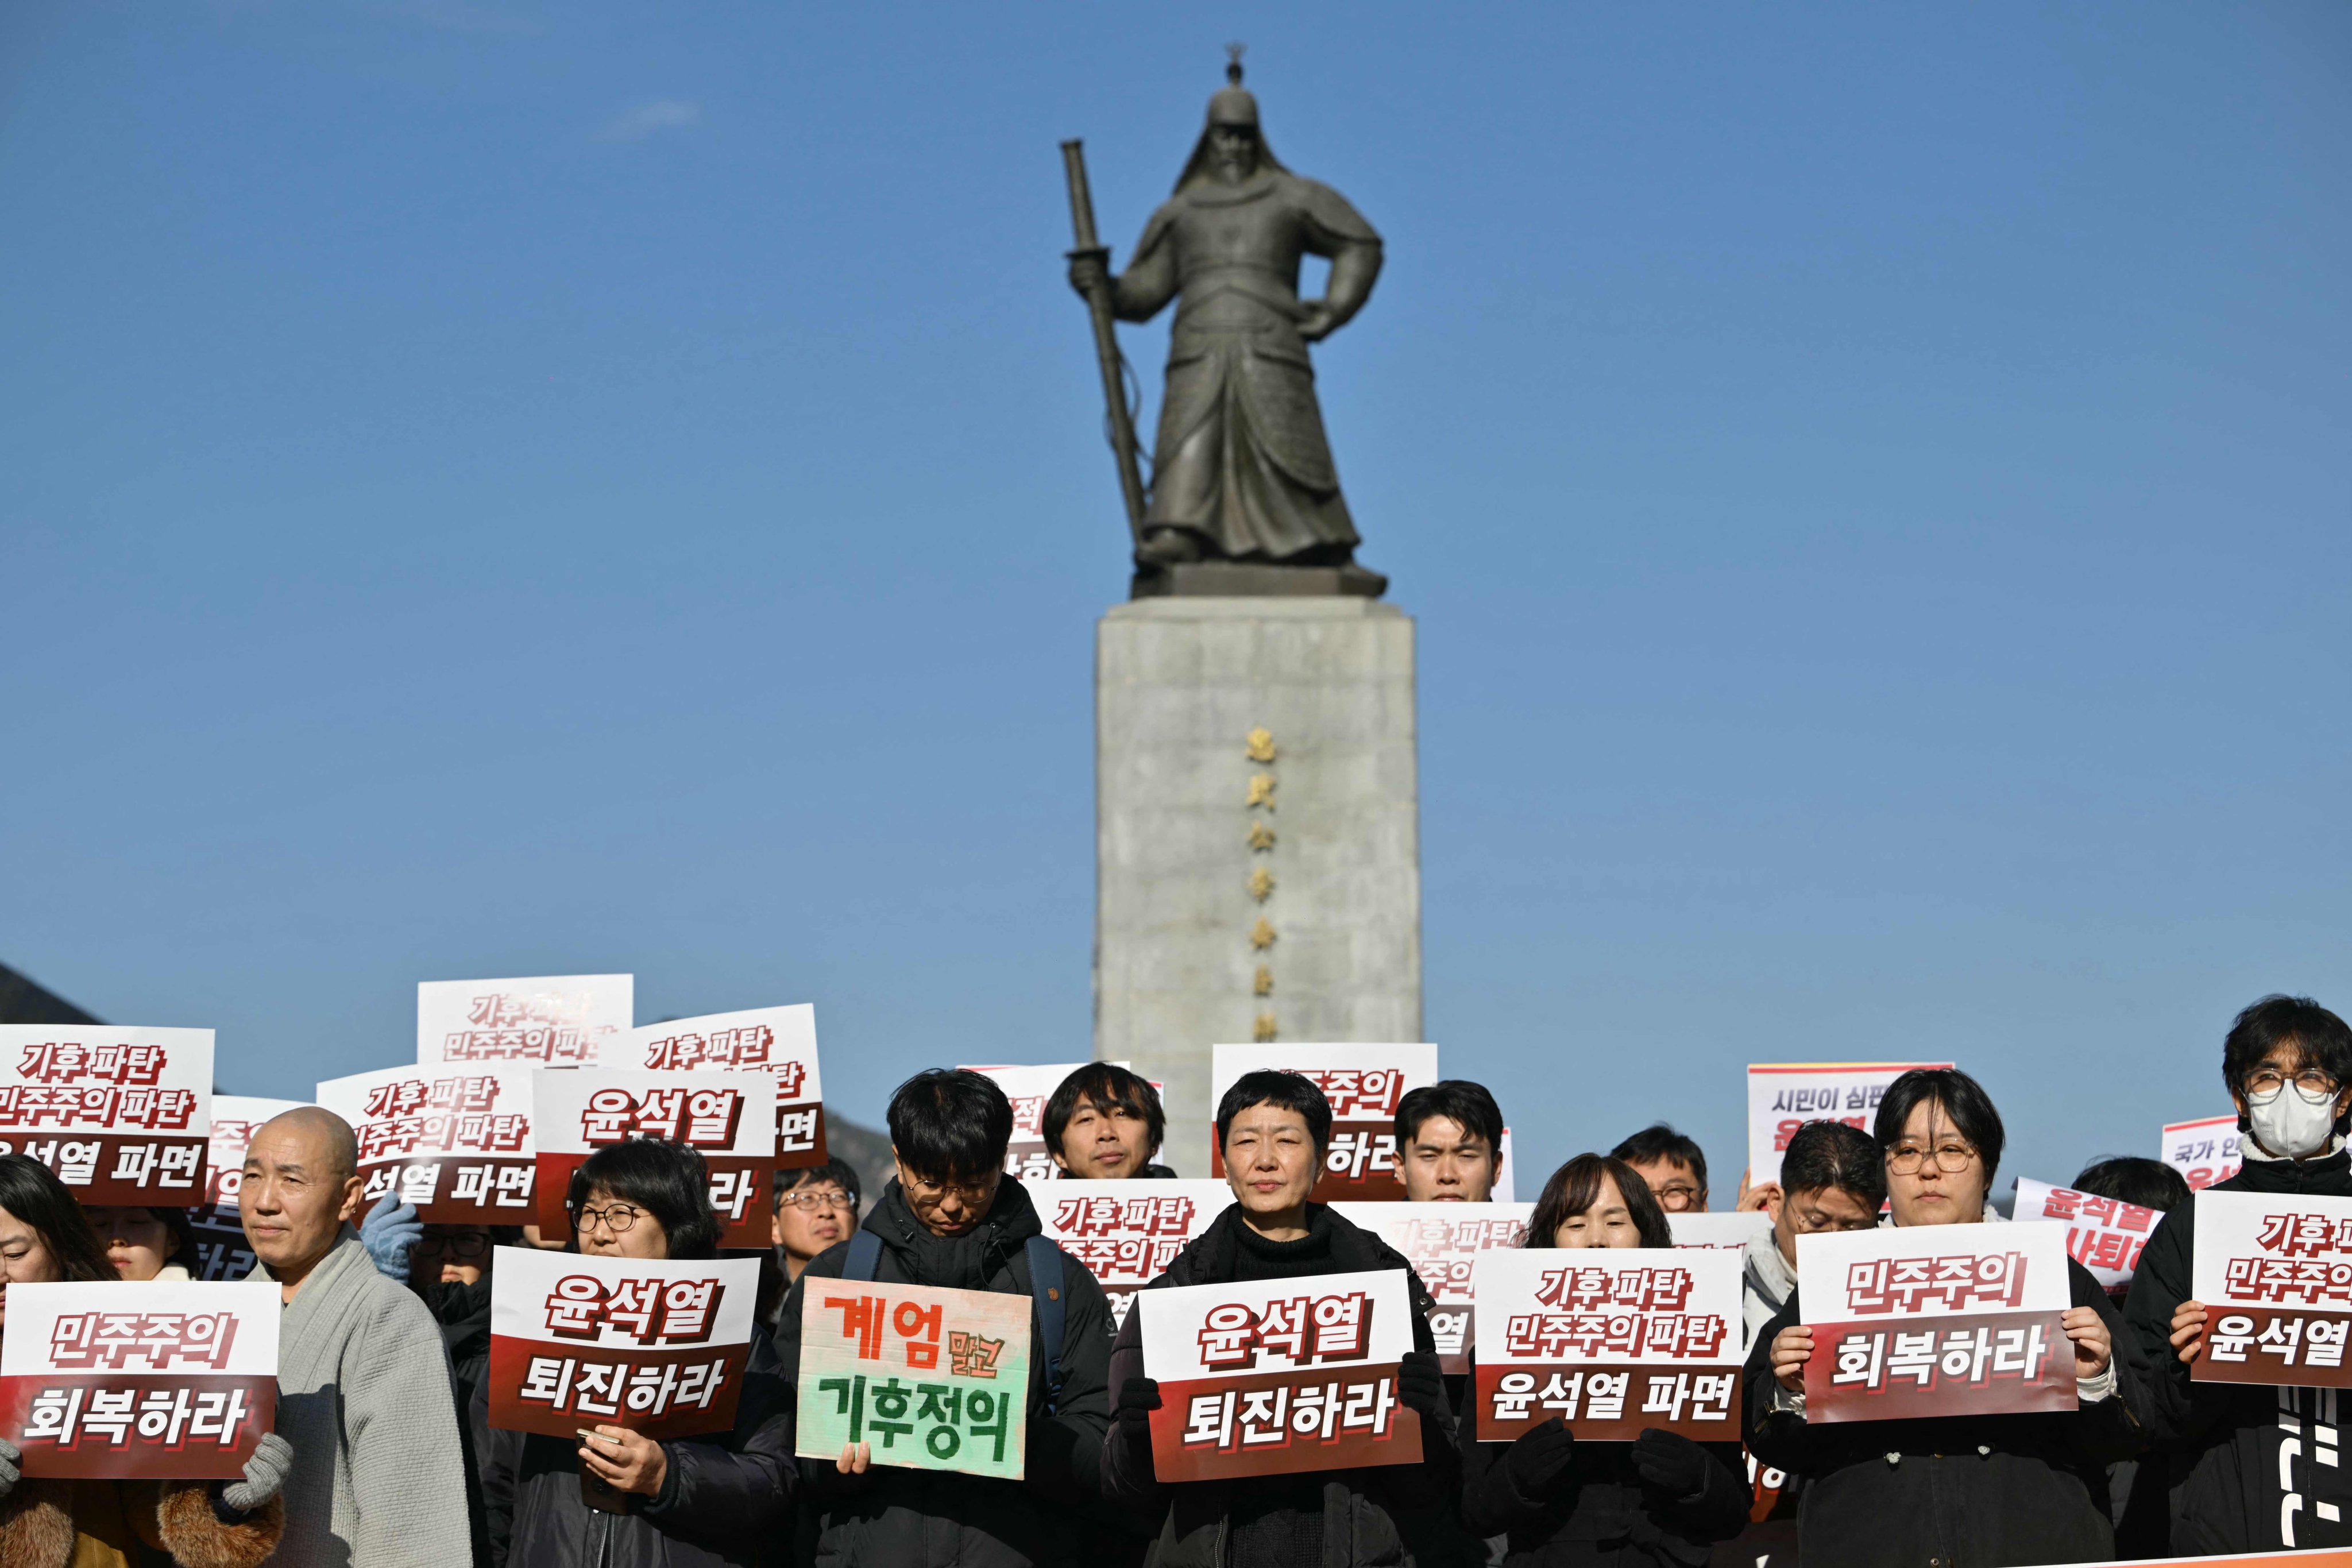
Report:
1504,1415,1576,1497
1115,1377,1162,1448
1397,1350,1447,1419
1629,1426,1712,1501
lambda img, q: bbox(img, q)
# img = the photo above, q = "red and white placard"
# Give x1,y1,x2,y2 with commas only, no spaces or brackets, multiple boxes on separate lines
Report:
0,1280,276,1478
1137,1268,1422,1480
532,1069,775,1248
1746,1062,1952,1189
1668,1212,1774,1252
486,1247,760,1439
418,975,632,1066
1472,1247,1741,1440
2014,1177,2164,1293
1037,1180,1231,1330
1210,1044,1438,1202
623,1005,825,1167
316,1064,537,1221
189,1096,310,1281
1334,1202,1531,1374
1797,1222,2075,1421
0,1027,212,1204
967,1064,1091,1181
2163,1115,2244,1192
2190,1189,2352,1388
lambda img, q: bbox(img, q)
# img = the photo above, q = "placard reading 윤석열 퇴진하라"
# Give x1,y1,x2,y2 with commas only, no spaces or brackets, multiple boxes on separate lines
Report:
1333,1202,1531,1375
532,1068,775,1249
315,1064,538,1222
1036,1180,1233,1331
1210,1044,1438,1202
417,975,634,1067
1139,1268,1422,1482
0,1280,277,1479
0,1027,213,1204
2014,1176,2162,1293
623,1006,827,1167
1798,1222,2076,1422
1471,1246,1743,1441
794,1277,1033,1481
487,1248,762,1440
1745,1061,1953,1190
2191,1189,2352,1389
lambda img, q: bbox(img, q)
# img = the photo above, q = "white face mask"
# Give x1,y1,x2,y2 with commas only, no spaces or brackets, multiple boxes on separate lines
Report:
2247,1082,2340,1160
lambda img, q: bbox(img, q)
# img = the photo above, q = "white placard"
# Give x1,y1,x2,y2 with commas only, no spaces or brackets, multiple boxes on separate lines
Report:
2013,1176,2163,1291
1746,1061,1952,1189
1210,1044,1439,1199
624,1006,824,1160
417,974,633,1066
2161,1114,2243,1192
1796,1222,2072,1321
1036,1180,1234,1328
1668,1211,1774,1251
315,1064,539,1218
0,1280,279,1378
1137,1267,1417,1382
488,1247,760,1352
1333,1202,1532,1372
968,1064,1093,1180
530,1068,775,1159
0,1026,214,1203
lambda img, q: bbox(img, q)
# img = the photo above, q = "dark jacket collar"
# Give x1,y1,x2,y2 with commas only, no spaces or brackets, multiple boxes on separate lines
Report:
2223,1143,2352,1196
1166,1201,1437,1316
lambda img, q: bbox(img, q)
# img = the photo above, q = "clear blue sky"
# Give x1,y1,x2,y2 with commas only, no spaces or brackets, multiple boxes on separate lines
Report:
5,2,2346,1200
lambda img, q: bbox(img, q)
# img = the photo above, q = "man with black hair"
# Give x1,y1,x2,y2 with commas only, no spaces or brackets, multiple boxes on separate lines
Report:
1394,1080,1503,1203
1045,1063,1177,1179
1611,1122,1710,1213
2073,1156,2191,1217
773,1068,1115,1568
1742,1119,1884,1341
1102,1069,1459,1568
772,1157,860,1283
2126,994,2352,1554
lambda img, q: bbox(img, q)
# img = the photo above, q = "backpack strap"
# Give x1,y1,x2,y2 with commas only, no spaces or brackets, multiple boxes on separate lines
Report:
843,1229,882,1283
1025,1235,1068,1417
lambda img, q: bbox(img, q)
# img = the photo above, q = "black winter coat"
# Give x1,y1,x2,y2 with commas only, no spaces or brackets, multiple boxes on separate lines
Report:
776,1176,1117,1568
424,1275,496,1567
1744,1258,2144,1568
1099,1203,1462,1568
1457,1357,1747,1567
2122,1145,2352,1553
472,1354,795,1568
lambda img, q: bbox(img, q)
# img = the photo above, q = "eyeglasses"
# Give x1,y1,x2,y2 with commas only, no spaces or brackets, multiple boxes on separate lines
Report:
2245,1067,2341,1099
570,1202,643,1235
905,1175,995,1204
1886,1142,1979,1175
778,1189,853,1212
416,1233,490,1258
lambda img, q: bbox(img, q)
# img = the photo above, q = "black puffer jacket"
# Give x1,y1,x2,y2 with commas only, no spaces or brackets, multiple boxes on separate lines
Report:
1458,1358,1748,1567
424,1275,496,1567
777,1176,1116,1568
2123,1145,2352,1553
1744,1258,2144,1568
1100,1203,1461,1568
472,1353,794,1567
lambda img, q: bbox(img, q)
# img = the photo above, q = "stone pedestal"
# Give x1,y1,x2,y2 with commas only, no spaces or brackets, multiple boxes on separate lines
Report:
1094,598,1422,1175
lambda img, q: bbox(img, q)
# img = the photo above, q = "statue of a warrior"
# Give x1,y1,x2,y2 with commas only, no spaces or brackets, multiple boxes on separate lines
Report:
1068,58,1385,596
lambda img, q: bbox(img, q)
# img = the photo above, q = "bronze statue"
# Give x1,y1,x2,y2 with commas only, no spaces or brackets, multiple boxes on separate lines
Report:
1067,54,1386,597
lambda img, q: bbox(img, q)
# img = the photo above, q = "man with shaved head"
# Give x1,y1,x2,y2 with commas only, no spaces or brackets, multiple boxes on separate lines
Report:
244,1107,472,1567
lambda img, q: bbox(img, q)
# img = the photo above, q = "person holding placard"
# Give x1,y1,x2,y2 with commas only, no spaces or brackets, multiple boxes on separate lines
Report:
0,1155,292,1567
1745,1069,2141,1566
776,1068,1115,1568
1396,1081,1504,1204
1100,1069,1458,1568
1046,1064,1178,1180
475,1138,793,1568
1455,1153,1749,1566
2122,993,2352,1554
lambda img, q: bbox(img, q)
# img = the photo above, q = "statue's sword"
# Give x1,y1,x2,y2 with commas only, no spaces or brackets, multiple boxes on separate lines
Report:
1060,140,1148,546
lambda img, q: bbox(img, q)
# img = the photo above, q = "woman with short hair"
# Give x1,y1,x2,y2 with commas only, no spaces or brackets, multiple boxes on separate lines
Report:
1745,1068,2145,1566
473,1139,793,1568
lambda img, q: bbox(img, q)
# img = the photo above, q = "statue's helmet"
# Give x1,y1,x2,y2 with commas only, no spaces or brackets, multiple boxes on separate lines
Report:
1206,63,1258,130
1173,50,1286,192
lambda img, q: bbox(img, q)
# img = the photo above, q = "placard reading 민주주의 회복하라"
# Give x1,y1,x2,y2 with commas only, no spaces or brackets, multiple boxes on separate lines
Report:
794,1278,1033,1481
1138,1267,1420,1482
1797,1221,2076,1422
1036,1180,1233,1331
2190,1189,2352,1389
487,1248,761,1440
622,1005,827,1167
1745,1061,1953,1190
1209,1044,1438,1202
2013,1176,2164,1293
315,1064,538,1223
1333,1202,1531,1376
0,1026,213,1204
416,975,634,1066
1471,1246,1743,1441
185,1095,309,1280
532,1068,776,1249
0,1280,278,1479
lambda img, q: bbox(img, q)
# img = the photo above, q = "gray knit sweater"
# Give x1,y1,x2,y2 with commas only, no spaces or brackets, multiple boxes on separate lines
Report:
250,1229,473,1567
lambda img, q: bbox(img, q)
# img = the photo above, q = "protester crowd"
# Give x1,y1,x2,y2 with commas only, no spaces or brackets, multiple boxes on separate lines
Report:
0,992,2344,1565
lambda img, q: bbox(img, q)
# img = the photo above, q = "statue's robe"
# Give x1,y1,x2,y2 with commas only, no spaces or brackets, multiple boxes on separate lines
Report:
1114,168,1381,563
